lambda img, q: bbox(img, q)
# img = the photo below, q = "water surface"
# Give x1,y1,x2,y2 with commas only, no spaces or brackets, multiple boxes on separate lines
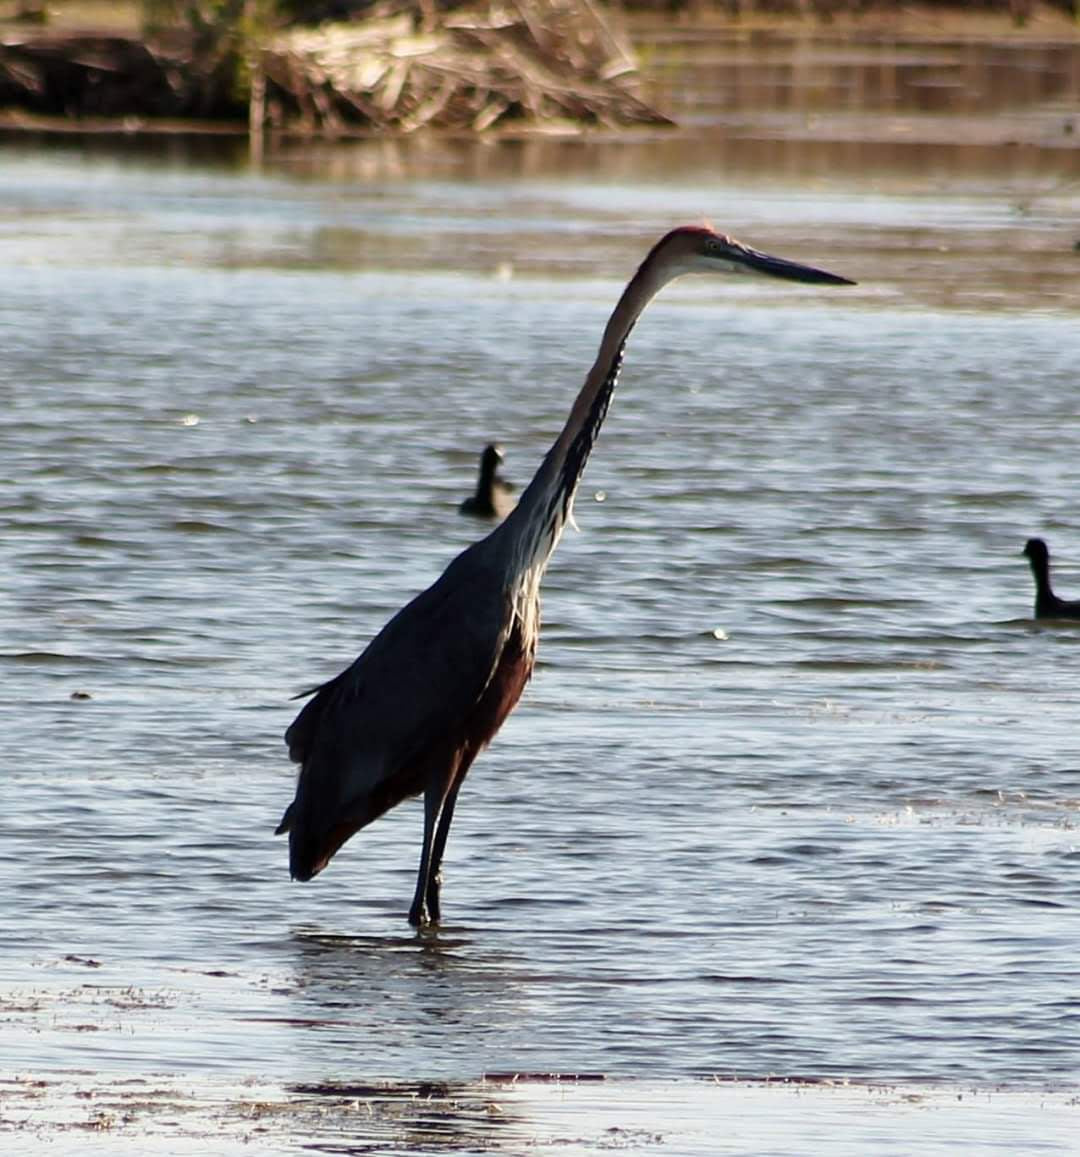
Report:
1,114,1079,1151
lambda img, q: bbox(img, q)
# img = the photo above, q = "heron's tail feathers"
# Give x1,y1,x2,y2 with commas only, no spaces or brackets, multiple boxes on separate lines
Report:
274,802,294,836
273,800,320,880
285,819,364,883
273,797,335,881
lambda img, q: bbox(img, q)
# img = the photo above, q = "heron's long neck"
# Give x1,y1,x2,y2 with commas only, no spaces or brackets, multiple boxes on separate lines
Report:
502,254,671,578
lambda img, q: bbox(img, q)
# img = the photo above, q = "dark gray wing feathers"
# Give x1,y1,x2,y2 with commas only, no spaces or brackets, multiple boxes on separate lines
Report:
278,537,514,842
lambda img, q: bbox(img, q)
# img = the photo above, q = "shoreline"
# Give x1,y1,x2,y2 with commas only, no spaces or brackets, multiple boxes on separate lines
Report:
4,1071,1078,1153
1,3,1078,143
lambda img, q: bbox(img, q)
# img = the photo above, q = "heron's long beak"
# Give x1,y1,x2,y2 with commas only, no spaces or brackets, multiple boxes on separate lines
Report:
732,243,856,286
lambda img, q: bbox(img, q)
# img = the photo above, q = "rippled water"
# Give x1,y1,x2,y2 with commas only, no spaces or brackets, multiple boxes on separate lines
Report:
1,124,1080,1150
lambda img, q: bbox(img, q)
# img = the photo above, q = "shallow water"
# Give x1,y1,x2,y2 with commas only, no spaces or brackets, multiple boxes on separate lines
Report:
2,1073,1077,1155
1,105,1080,1150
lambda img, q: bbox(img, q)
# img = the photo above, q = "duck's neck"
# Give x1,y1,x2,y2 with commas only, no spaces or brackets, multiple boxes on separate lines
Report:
1030,555,1059,613
475,458,497,508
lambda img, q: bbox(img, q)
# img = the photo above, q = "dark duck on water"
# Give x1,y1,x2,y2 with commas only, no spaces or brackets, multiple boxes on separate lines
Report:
460,443,515,520
1022,537,1080,620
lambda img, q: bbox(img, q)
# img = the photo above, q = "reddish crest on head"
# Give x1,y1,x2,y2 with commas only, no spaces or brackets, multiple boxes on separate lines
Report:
642,224,724,268
671,224,723,245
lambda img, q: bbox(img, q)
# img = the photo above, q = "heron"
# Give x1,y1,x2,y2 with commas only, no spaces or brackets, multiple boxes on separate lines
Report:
460,443,515,520
276,225,854,927
1022,537,1080,619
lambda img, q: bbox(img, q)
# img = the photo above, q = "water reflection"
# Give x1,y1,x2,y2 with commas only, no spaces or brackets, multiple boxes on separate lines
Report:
267,131,1080,189
7,125,1080,187
640,27,1080,125
285,926,535,1067
2,135,1076,312
286,1078,519,1156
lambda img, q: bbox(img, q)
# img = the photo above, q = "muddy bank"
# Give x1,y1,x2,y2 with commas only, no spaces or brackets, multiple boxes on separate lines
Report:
2,2,1078,140
0,0,670,135
2,1073,1078,1153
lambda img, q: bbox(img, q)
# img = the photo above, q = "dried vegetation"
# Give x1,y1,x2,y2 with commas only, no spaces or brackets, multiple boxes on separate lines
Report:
0,0,670,133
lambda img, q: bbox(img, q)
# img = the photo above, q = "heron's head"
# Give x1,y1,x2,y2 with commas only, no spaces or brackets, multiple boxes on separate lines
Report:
651,226,855,286
1023,537,1048,565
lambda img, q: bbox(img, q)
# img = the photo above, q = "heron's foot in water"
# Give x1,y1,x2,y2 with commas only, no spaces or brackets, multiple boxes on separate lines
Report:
408,903,439,929
425,871,442,925
408,881,443,929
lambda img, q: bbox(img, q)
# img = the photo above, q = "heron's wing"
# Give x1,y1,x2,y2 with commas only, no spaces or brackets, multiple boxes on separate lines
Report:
278,543,516,870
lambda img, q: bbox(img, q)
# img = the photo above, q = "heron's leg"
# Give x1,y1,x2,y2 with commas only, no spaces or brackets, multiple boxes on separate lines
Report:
408,786,443,927
424,778,464,924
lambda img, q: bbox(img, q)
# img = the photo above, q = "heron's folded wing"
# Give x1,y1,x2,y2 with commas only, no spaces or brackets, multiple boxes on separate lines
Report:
282,550,513,824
